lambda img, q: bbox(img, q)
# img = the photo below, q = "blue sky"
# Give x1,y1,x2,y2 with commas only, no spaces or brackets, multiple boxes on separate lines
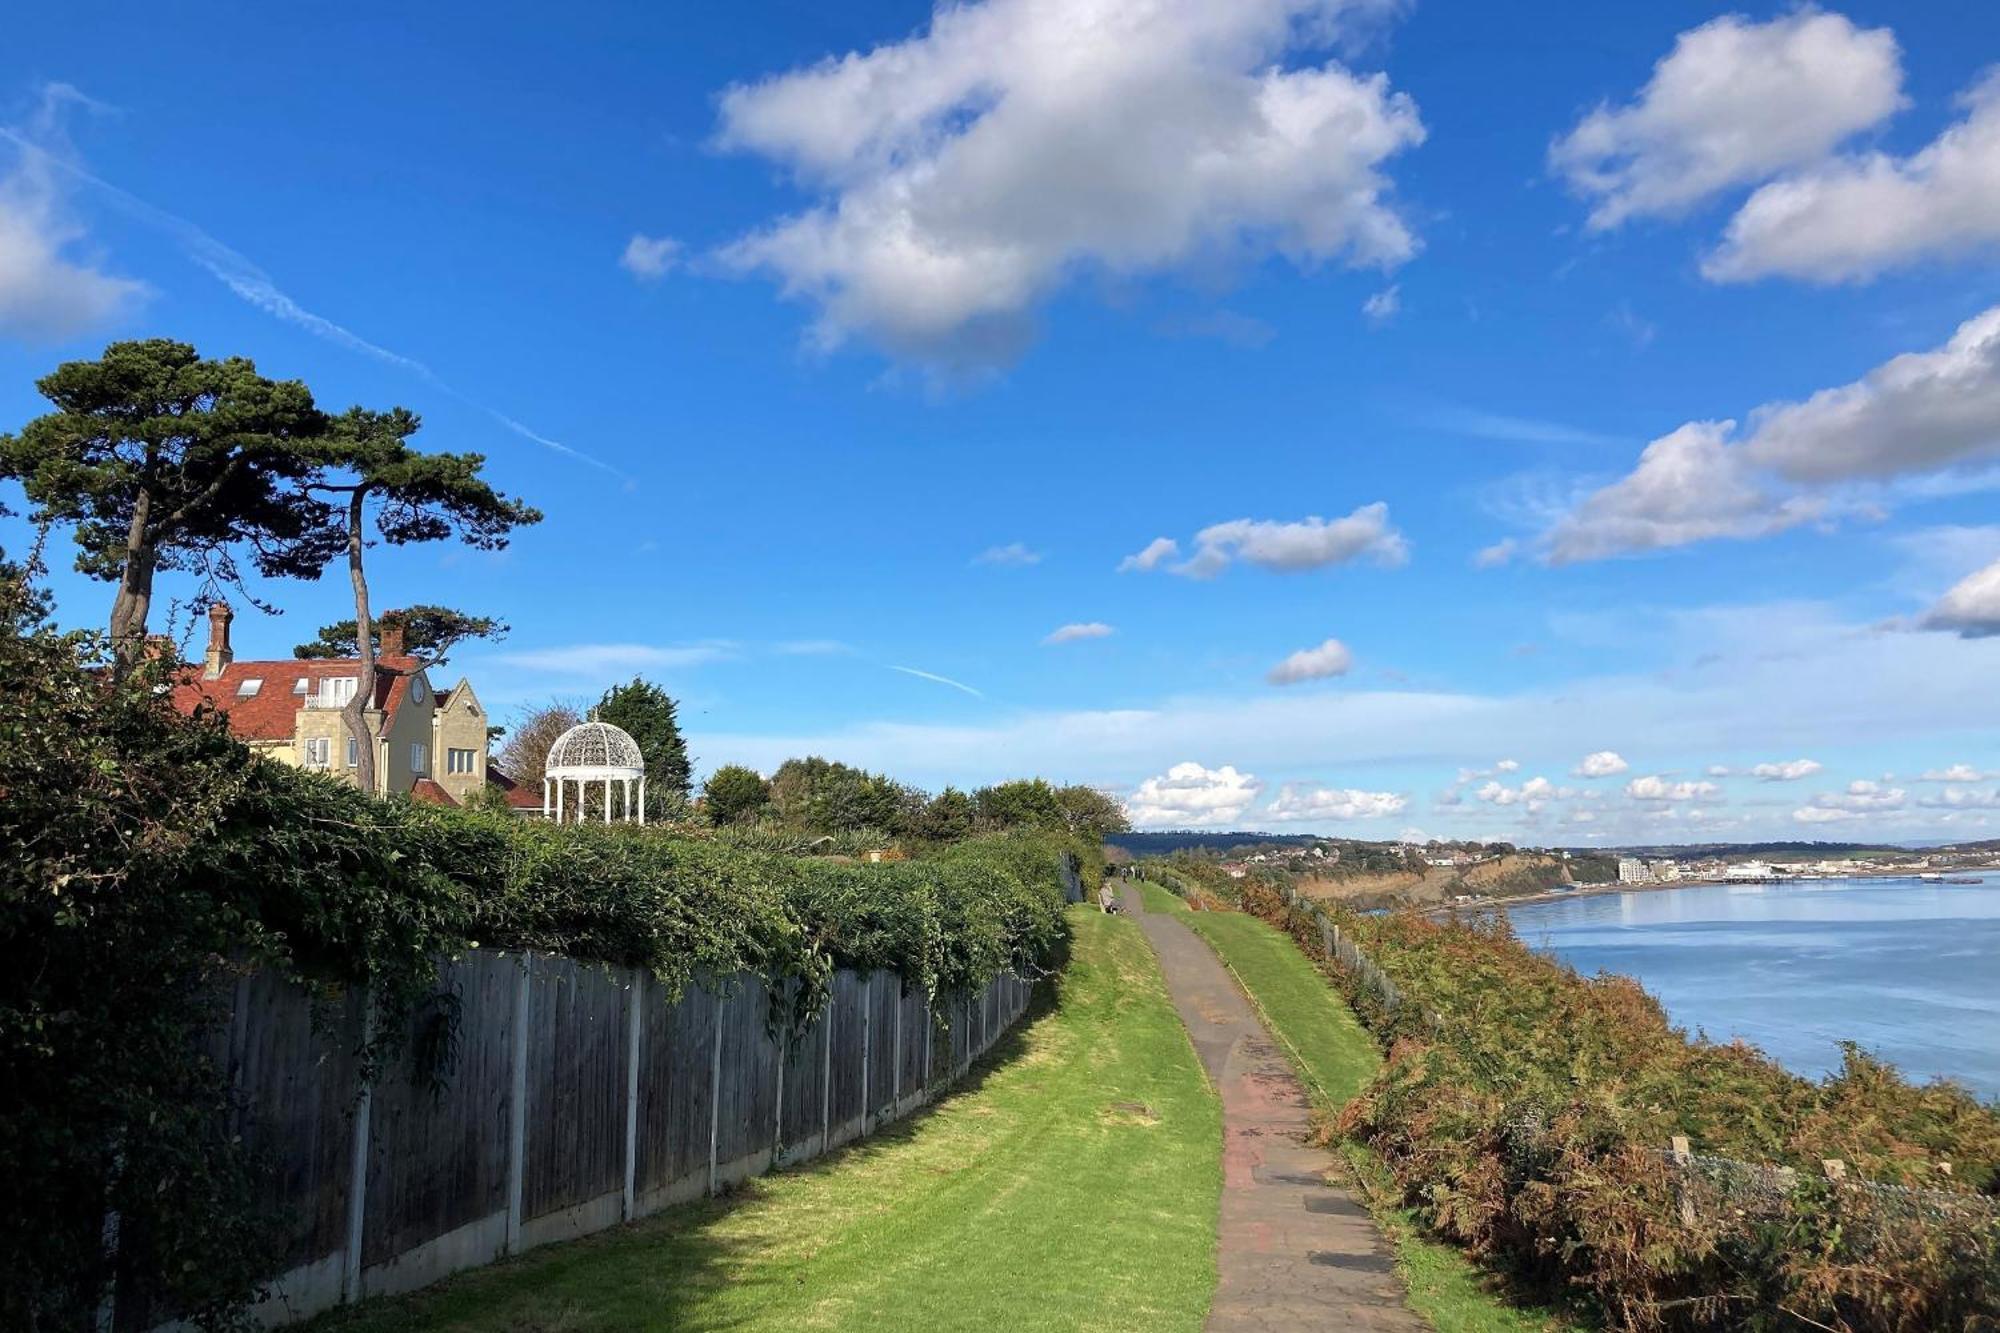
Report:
6,1,2000,844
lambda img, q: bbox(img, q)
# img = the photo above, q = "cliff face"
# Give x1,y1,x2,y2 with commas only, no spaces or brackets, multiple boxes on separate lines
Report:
1297,852,1575,907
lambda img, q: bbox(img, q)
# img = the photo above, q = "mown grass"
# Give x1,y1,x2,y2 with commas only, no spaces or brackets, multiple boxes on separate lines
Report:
1134,881,1573,1333
317,905,1220,1333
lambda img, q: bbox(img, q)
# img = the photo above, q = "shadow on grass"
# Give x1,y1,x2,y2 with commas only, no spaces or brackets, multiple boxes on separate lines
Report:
311,981,1059,1333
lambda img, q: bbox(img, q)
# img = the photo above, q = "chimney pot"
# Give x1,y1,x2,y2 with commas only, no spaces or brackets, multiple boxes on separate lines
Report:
203,601,234,679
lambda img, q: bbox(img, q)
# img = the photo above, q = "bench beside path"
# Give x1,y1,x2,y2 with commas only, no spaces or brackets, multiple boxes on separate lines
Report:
1122,884,1426,1332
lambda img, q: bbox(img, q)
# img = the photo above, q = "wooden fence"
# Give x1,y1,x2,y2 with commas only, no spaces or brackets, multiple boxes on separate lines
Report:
125,955,1033,1329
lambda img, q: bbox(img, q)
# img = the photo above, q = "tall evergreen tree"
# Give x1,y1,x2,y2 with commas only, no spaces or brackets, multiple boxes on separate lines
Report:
595,677,693,811
306,408,539,795
0,340,342,676
294,604,508,668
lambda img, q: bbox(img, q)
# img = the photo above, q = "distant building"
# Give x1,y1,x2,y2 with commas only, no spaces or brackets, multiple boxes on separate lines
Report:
1724,861,1775,880
1618,856,1652,884
170,600,536,812
1649,859,1682,881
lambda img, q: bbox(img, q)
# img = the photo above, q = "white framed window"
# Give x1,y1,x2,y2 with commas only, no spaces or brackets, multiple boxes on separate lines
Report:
304,737,331,768
318,676,358,708
346,735,359,768
410,742,428,774
410,678,426,704
447,747,476,774
236,678,263,698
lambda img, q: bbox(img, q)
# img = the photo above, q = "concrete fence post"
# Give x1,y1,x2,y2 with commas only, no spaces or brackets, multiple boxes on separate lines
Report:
506,953,531,1255
1670,1135,1695,1227
623,970,642,1221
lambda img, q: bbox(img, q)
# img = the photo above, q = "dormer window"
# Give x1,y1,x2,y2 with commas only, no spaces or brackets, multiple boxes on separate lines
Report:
316,676,358,708
236,678,262,697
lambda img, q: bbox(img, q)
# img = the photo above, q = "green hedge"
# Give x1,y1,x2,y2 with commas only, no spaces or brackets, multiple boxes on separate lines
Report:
0,619,1078,1329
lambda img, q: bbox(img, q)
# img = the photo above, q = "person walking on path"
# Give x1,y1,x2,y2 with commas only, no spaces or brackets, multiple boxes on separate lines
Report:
1121,884,1423,1332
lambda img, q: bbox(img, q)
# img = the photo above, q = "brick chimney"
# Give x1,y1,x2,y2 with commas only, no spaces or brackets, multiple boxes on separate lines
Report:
203,601,234,679
378,619,406,658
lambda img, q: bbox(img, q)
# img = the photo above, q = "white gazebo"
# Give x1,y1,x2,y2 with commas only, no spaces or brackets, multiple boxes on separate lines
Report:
543,720,647,824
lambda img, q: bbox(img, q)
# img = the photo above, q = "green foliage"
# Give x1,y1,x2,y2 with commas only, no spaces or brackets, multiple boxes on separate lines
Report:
971,778,1130,840
295,604,508,665
310,406,541,553
0,339,344,667
702,764,771,825
920,786,975,841
1237,885,2000,1331
596,677,695,807
768,755,921,836
3,622,1077,1328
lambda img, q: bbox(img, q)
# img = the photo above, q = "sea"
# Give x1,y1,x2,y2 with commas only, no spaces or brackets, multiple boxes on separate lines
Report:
1504,875,2000,1101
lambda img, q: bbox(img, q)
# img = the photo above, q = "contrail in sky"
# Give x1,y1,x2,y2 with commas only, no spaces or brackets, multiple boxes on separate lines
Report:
887,664,985,699
0,123,626,480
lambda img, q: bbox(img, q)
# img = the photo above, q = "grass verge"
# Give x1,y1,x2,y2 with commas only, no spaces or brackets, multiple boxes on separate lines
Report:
317,905,1219,1333
1134,881,1576,1333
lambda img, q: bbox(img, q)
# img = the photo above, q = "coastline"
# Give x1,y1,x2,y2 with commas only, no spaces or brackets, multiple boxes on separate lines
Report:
1417,867,1995,919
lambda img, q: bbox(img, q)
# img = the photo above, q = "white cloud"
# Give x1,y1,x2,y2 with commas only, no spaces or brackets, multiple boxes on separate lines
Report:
0,84,146,340
1550,11,1902,229
1169,503,1408,577
1794,805,1858,824
1626,774,1720,802
1918,786,2000,810
620,233,682,280
1707,70,2000,282
1362,284,1400,324
975,541,1042,566
1545,421,1821,562
1919,554,2000,638
711,0,1425,366
1751,758,1822,781
1743,306,2000,484
1125,761,1264,827
1920,764,1990,782
1495,758,1520,772
1266,637,1353,685
1264,782,1405,821
1472,538,1518,569
503,642,738,675
1043,621,1114,645
1536,303,2000,561
1801,778,1907,814
1574,750,1629,778
1117,537,1180,573
1707,764,1733,776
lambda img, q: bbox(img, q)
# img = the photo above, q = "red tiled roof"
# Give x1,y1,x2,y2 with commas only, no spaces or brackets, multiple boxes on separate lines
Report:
486,765,544,810
410,777,459,807
169,656,425,742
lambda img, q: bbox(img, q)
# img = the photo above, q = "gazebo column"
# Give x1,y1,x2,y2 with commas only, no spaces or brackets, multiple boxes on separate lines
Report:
639,777,646,826
543,777,551,820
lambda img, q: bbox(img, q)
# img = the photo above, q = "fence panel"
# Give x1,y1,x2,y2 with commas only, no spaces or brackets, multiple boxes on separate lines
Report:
634,977,717,1210
359,951,516,1290
521,956,630,1243
712,975,781,1189
825,970,869,1148
866,973,899,1121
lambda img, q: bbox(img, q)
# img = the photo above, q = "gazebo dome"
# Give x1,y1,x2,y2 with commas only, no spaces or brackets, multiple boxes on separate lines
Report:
542,720,647,824
545,720,644,780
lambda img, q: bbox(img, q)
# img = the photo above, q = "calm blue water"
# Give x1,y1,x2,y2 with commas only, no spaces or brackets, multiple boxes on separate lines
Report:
1505,877,2000,1100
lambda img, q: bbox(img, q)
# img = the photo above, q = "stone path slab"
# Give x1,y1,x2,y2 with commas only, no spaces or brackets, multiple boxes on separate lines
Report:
1122,885,1425,1332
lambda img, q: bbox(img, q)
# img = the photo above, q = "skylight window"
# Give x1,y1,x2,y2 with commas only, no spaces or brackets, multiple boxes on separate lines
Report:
236,678,263,698
293,677,309,695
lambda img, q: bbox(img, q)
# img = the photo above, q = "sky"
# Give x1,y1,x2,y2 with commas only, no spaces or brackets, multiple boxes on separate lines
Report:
5,1,2000,846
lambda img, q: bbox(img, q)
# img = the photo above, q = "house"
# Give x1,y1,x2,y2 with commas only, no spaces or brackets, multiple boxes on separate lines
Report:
170,601,538,812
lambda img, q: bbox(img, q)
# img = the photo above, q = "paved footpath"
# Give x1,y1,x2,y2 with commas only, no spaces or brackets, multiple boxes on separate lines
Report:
1123,885,1425,1332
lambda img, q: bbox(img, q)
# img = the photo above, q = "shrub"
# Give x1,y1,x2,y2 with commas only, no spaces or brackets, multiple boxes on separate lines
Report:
2,621,1078,1328
1236,884,2000,1331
